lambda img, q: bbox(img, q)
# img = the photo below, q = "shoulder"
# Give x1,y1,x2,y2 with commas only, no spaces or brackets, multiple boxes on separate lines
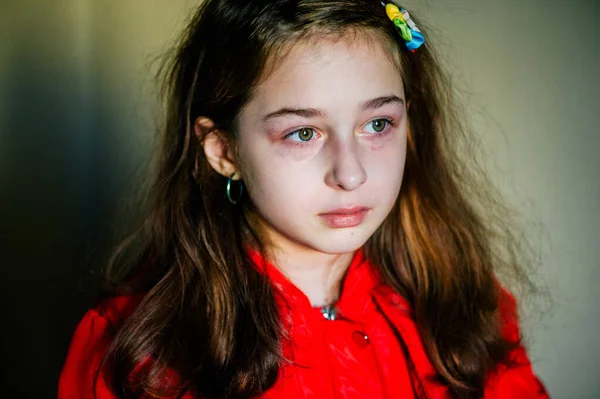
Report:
485,287,550,398
497,286,521,342
58,294,145,399
94,293,146,326
374,281,549,397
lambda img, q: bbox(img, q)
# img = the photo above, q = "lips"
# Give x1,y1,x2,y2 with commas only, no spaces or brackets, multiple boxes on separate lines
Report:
319,206,370,228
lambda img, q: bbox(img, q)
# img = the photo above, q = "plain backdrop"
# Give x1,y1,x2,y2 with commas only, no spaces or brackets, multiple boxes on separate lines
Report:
1,1,598,398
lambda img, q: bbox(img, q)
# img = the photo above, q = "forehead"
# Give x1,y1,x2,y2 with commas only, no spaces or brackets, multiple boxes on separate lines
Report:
244,33,405,115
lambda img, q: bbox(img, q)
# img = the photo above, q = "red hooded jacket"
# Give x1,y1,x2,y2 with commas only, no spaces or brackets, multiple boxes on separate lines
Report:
59,249,549,398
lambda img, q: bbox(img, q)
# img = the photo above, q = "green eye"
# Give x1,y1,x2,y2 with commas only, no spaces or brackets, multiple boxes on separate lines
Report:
371,119,387,132
297,128,314,142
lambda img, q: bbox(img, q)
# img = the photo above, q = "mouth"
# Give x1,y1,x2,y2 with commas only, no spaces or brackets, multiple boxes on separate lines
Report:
318,206,370,228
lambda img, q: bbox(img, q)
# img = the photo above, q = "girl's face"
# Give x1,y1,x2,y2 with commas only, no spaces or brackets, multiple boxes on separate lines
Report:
236,35,407,255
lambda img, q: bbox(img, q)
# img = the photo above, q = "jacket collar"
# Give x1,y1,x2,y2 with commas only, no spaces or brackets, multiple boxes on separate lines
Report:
246,246,439,394
246,246,412,321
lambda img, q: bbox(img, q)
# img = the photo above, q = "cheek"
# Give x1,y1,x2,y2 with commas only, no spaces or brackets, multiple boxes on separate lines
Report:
363,130,397,151
364,135,407,196
368,129,407,170
240,150,321,216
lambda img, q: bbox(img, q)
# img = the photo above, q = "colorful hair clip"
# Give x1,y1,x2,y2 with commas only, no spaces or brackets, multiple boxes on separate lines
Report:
382,3,425,52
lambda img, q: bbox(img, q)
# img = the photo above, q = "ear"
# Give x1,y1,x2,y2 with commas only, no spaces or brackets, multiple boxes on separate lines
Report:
195,116,241,180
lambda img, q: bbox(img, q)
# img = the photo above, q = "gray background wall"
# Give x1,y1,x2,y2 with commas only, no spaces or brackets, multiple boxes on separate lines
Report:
1,1,598,397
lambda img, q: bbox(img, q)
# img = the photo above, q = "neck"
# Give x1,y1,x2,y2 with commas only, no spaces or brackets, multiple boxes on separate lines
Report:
270,246,355,307
245,209,357,307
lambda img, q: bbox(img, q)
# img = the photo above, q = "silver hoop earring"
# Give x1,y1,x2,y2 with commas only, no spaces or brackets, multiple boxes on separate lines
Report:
226,173,243,204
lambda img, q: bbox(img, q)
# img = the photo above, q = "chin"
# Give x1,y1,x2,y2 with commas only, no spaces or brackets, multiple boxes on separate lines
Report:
308,229,373,255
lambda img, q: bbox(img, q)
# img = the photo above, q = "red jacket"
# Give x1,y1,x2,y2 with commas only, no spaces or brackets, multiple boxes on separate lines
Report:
59,249,549,398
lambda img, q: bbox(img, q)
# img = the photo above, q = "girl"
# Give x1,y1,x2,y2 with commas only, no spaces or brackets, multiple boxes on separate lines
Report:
59,0,549,398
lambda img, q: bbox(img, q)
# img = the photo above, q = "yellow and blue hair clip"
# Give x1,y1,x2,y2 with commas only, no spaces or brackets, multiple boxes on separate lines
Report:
382,2,425,52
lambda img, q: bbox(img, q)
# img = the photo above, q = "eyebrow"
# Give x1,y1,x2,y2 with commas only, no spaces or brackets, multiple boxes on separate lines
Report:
361,95,404,111
261,95,404,122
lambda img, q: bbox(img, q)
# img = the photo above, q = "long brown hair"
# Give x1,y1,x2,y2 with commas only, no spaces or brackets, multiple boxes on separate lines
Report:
97,1,539,398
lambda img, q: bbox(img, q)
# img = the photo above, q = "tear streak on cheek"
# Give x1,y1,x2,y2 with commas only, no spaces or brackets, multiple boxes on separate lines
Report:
364,134,397,151
277,147,319,162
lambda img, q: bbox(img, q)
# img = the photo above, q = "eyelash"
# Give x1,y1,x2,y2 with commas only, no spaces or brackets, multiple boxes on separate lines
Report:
283,118,395,147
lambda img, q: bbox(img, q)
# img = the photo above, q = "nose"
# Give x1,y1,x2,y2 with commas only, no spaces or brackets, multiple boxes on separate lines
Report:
324,140,367,191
